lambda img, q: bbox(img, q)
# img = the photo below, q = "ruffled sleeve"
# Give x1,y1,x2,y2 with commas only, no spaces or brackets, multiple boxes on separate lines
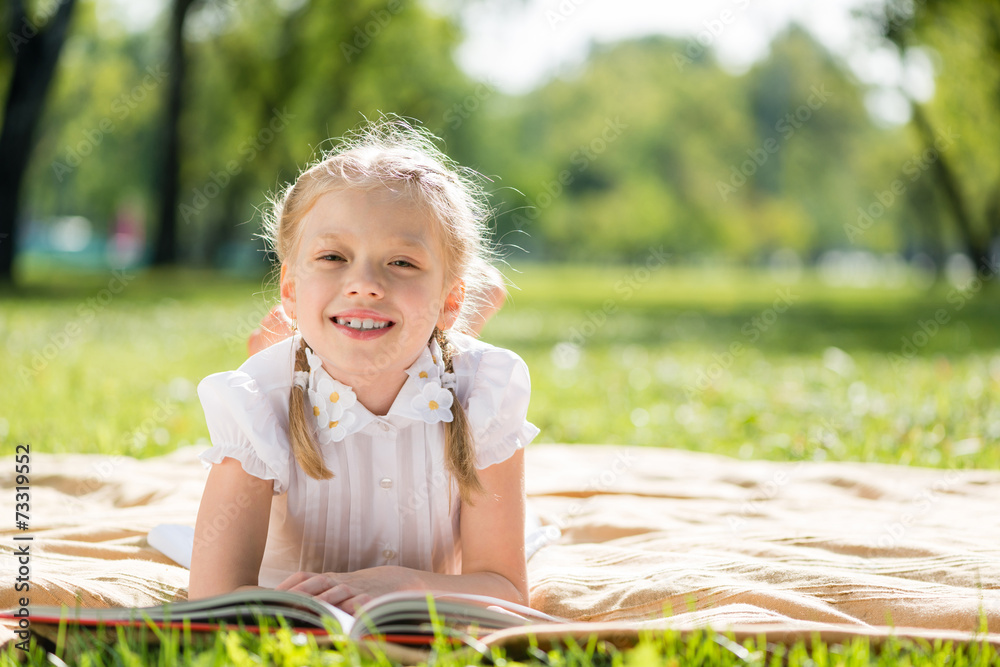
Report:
197,370,292,495
465,347,540,469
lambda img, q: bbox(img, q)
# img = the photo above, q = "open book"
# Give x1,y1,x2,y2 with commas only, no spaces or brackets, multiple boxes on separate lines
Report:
5,589,563,646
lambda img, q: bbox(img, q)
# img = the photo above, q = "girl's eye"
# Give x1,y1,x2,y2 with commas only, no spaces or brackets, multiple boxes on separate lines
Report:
391,260,416,268
319,253,345,262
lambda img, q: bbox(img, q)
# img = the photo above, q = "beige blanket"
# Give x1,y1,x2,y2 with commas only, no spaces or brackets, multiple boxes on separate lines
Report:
2,445,998,648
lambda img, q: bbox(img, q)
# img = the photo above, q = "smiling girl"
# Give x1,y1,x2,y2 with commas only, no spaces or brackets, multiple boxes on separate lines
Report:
188,119,538,612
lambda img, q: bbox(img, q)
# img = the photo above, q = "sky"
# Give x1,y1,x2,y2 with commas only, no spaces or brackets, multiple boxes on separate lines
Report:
455,0,865,91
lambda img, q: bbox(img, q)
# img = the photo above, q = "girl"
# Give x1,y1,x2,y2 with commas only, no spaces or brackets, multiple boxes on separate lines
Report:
189,120,538,612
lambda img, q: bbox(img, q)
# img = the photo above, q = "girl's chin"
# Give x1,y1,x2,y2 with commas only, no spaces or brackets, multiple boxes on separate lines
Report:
317,348,426,383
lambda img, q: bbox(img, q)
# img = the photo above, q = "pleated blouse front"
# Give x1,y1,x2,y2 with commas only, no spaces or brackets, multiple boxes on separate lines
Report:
197,333,538,588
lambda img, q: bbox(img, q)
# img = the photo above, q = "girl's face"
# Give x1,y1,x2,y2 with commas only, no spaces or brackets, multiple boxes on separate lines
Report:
281,187,462,394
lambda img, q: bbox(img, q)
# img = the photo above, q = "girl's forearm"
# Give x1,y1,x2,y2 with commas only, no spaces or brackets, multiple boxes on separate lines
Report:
395,567,528,606
235,585,269,593
274,565,529,612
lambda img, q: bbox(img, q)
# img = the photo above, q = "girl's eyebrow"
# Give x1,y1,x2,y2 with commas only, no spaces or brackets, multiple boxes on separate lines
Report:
388,236,432,253
307,232,431,253
308,232,348,247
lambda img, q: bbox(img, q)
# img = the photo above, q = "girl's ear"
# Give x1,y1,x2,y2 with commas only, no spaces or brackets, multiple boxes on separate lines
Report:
437,279,465,330
280,263,297,321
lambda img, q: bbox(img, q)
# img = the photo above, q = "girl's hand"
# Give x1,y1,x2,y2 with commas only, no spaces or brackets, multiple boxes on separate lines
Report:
274,451,528,611
275,567,417,613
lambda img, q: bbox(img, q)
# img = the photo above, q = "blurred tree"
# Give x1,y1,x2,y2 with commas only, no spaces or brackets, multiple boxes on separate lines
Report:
867,0,1000,269
22,3,164,243
741,25,900,256
177,0,474,266
15,0,484,271
0,0,77,285
151,0,196,266
472,30,896,262
485,36,755,260
18,0,990,270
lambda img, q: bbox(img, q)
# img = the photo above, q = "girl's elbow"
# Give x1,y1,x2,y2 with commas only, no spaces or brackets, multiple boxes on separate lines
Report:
187,576,214,600
188,576,258,600
491,570,528,606
188,560,259,599
513,580,530,607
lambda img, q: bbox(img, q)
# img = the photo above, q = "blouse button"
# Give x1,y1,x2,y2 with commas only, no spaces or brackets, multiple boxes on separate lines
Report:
379,477,393,489
379,422,390,432
382,549,396,560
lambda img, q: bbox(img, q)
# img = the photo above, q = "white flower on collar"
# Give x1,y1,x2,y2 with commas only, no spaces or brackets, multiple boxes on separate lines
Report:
407,355,441,383
309,374,358,444
407,339,446,384
412,382,454,424
300,338,457,433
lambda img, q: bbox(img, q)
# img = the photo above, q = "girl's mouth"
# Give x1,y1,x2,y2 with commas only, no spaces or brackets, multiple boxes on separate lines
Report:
332,316,393,331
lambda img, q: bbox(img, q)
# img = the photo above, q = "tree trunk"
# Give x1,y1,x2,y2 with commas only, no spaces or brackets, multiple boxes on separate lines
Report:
151,0,196,266
909,103,993,270
0,0,78,286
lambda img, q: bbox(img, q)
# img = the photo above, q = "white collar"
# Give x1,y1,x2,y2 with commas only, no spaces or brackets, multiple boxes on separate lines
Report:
300,338,458,444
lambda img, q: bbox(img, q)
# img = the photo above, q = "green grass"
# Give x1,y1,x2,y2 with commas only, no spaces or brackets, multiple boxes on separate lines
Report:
488,265,1000,468
8,263,996,468
3,621,997,666
2,263,998,664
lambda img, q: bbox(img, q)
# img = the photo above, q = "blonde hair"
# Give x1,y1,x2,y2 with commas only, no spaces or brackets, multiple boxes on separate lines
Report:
263,117,496,502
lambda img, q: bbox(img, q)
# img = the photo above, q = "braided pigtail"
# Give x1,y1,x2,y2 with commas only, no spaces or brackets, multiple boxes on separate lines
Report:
289,338,334,480
434,328,485,504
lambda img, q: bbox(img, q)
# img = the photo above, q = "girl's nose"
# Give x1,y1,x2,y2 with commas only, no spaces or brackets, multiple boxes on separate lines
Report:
344,261,384,299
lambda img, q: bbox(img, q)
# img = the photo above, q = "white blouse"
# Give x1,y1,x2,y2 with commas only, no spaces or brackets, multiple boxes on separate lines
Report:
197,332,539,588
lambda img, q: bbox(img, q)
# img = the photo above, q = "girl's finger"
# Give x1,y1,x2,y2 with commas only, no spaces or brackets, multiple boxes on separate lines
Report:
316,584,355,607
275,571,319,591
291,575,349,598
338,593,373,614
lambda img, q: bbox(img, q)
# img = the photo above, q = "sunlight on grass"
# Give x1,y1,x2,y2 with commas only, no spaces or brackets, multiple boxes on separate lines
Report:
489,264,1000,468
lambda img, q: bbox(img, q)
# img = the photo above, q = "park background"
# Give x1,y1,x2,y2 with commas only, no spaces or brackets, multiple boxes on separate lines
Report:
1,0,998,471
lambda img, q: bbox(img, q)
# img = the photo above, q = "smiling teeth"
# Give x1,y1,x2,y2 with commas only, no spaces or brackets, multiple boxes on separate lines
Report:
335,317,390,330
